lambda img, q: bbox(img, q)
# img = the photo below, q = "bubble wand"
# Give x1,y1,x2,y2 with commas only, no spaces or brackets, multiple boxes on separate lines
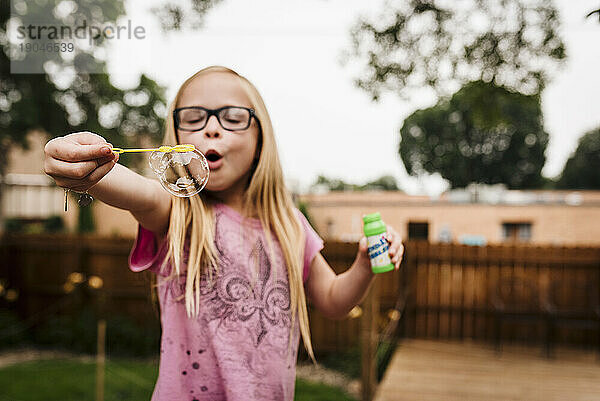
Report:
110,144,196,154
64,144,206,212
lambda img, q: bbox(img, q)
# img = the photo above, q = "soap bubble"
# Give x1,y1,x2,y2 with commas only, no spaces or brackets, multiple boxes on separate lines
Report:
149,149,209,197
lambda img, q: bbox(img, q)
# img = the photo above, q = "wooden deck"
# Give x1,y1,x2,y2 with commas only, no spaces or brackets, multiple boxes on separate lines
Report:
375,339,600,401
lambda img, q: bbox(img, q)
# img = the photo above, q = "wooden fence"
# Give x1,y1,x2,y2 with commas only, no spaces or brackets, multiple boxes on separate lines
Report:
0,234,156,326
2,234,600,353
403,241,600,346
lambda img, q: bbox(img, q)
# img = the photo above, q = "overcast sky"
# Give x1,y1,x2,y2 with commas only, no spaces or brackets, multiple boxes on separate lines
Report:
106,0,600,194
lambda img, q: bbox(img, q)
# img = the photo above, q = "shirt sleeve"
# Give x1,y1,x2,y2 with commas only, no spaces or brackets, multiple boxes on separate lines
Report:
295,209,324,283
128,224,169,276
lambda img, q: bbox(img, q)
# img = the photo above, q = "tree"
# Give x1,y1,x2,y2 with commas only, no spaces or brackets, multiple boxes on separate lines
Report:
557,128,600,189
399,80,548,189
0,0,217,232
1,0,224,172
313,175,353,191
312,174,400,191
347,0,566,101
0,0,167,175
361,175,400,191
152,0,224,31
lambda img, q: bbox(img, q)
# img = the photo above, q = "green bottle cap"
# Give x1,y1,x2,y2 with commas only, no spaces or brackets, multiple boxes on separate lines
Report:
362,212,381,224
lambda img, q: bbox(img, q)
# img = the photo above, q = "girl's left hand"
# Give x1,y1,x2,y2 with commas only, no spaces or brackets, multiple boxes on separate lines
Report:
357,225,405,272
384,225,404,270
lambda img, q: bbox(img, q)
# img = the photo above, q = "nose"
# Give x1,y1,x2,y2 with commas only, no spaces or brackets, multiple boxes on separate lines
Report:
204,115,221,139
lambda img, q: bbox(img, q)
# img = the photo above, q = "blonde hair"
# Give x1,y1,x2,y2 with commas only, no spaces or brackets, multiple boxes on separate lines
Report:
161,66,314,361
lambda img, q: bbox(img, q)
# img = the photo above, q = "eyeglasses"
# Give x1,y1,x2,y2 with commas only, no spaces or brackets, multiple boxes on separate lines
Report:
173,106,256,132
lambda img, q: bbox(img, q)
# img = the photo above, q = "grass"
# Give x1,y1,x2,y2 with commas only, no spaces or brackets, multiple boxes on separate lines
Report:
0,359,157,401
314,340,399,381
0,358,356,401
315,347,361,379
294,378,356,401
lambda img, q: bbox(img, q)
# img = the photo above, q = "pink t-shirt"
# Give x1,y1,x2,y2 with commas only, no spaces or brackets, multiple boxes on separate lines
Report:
129,203,323,401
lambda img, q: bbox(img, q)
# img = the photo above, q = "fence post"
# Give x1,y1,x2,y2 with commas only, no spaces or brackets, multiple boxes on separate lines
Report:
96,319,106,401
361,277,380,401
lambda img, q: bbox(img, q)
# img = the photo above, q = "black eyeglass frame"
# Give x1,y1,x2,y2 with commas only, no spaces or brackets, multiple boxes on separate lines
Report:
173,106,257,132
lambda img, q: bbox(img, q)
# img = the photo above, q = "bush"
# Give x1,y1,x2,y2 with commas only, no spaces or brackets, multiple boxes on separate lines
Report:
3,216,65,234
0,309,31,349
33,308,160,357
105,315,160,357
43,215,64,233
34,308,97,353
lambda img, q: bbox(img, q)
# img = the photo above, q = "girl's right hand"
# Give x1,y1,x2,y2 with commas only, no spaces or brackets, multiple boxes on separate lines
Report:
44,132,119,192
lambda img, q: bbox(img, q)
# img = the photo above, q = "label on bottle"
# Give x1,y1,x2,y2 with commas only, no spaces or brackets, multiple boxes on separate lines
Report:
366,233,392,267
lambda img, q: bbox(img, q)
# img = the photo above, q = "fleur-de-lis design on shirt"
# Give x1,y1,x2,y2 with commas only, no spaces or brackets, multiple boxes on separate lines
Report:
163,211,293,349
207,238,291,347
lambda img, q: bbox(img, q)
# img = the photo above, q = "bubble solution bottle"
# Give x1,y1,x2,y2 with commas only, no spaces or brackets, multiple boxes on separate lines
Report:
363,212,395,274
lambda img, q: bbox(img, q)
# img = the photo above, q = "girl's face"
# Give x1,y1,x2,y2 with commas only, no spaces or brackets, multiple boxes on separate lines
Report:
176,72,260,197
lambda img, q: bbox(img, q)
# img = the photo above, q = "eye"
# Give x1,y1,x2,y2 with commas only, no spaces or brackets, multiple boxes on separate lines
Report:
180,109,207,123
222,108,247,123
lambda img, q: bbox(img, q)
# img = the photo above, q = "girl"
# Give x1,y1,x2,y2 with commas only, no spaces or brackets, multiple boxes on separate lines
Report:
44,66,404,401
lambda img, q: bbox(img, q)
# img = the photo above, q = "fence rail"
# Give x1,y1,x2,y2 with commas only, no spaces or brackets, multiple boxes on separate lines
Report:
2,234,600,352
402,241,600,346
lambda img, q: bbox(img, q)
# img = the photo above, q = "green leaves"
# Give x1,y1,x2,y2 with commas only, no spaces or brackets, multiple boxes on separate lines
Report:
313,175,399,191
0,0,167,174
557,128,600,189
399,81,548,189
348,0,566,102
152,0,223,31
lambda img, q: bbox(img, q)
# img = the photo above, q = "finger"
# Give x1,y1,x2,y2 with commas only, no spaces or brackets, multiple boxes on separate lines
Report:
85,158,118,186
398,243,405,257
387,235,398,253
385,230,400,245
358,237,367,253
45,132,109,156
395,244,405,270
54,159,117,192
64,131,109,145
390,241,403,262
386,229,402,247
46,154,115,180
53,142,113,163
387,226,400,238
47,137,113,162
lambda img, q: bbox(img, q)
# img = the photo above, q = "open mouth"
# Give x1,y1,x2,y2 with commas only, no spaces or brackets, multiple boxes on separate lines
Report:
205,150,222,162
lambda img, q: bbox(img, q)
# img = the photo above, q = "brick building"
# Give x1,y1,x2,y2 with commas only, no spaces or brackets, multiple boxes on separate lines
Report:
300,189,600,246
